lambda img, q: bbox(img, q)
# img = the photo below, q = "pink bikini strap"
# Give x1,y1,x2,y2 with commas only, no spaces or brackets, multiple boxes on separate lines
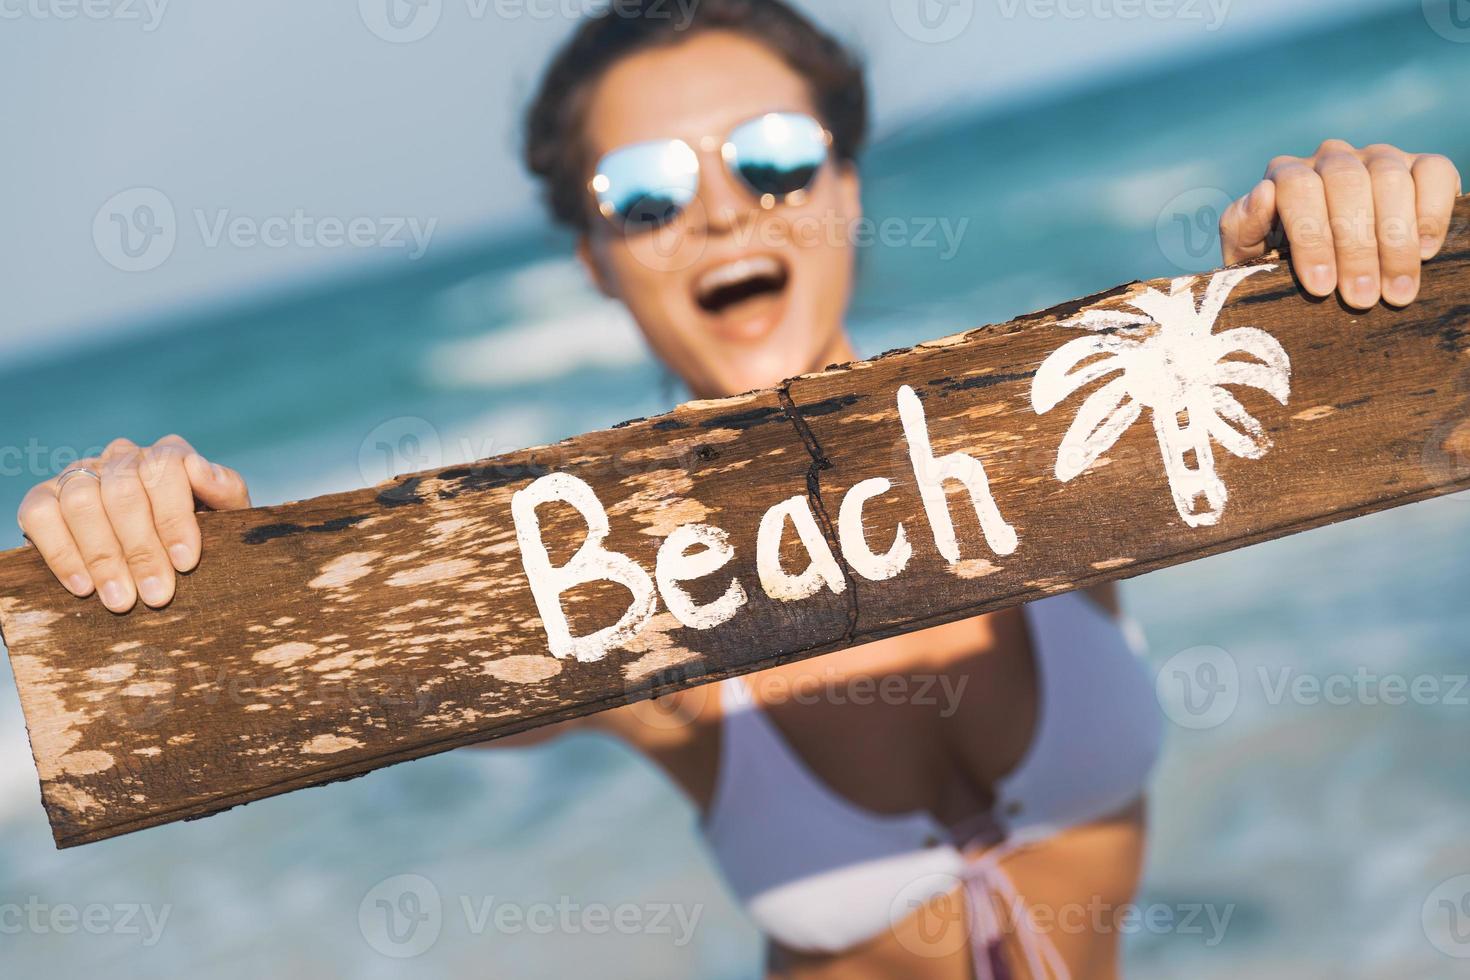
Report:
961,841,1070,980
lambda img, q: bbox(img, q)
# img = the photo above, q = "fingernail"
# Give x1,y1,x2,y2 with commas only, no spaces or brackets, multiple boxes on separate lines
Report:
169,543,194,570
1310,264,1334,293
138,576,168,607
1346,274,1381,308
99,580,130,612
66,573,93,596
1388,275,1416,302
210,462,226,482
1421,235,1439,258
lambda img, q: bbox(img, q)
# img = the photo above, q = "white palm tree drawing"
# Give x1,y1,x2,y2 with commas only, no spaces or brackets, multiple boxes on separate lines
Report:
1030,265,1291,528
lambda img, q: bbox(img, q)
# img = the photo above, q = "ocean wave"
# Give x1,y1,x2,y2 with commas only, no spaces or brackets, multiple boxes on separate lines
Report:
1006,159,1224,231
422,302,651,389
421,255,653,389
1318,64,1445,130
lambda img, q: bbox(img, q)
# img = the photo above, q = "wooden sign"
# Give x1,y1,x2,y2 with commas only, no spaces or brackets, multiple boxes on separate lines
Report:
4,197,1470,848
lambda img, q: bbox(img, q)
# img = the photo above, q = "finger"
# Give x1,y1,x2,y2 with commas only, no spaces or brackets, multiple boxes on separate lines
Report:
140,436,203,572
99,447,176,608
183,452,251,511
1410,153,1463,260
1361,148,1422,306
1267,159,1336,297
1220,180,1277,264
17,482,94,597
1315,149,1380,309
57,465,135,613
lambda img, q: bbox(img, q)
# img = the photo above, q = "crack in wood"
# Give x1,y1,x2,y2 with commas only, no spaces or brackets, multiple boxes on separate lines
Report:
776,382,860,646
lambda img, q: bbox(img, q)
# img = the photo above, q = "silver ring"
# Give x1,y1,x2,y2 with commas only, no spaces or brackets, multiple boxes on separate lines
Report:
56,466,102,494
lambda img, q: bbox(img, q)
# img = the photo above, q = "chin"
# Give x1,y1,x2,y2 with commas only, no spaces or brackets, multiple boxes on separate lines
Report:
698,337,821,397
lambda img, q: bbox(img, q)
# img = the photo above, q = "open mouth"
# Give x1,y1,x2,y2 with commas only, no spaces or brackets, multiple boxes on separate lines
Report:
694,255,791,316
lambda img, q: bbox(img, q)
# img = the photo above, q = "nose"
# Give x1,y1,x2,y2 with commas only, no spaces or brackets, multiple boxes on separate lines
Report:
691,139,753,239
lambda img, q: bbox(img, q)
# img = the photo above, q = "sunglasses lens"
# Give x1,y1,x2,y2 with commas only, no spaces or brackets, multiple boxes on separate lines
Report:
592,139,699,232
725,112,829,200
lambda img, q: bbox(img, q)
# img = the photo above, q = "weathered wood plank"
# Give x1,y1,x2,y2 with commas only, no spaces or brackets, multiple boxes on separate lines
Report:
4,197,1469,848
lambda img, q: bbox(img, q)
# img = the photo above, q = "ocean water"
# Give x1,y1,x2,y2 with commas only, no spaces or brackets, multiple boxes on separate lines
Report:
3,3,1470,977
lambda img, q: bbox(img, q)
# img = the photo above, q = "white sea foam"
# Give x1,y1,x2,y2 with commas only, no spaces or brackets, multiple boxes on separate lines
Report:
1320,65,1442,129
423,304,650,389
500,255,600,312
437,404,559,463
1003,159,1224,231
424,257,652,389
1101,160,1224,226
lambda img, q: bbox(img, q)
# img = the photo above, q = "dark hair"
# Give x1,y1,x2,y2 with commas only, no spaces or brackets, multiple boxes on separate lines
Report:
524,0,867,231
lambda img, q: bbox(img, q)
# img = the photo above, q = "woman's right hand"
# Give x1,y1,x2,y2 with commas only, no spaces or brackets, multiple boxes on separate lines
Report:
17,435,251,613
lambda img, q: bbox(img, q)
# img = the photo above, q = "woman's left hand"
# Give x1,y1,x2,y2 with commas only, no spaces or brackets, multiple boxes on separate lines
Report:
1220,139,1461,310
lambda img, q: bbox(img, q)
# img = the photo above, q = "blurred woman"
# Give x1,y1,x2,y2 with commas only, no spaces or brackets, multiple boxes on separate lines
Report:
16,2,1460,976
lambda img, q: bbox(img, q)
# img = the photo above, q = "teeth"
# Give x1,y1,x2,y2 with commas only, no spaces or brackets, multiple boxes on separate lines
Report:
696,256,784,301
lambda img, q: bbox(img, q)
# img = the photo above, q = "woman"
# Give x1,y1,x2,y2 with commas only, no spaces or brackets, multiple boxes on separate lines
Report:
16,2,1461,976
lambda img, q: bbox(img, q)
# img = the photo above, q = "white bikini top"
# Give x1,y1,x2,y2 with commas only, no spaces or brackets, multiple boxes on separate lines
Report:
702,592,1163,972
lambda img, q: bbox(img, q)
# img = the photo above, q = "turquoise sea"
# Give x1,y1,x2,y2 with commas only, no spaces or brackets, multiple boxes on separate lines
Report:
3,3,1470,977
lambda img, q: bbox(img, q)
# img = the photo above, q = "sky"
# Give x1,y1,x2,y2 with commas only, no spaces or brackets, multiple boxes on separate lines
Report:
0,0,1416,359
